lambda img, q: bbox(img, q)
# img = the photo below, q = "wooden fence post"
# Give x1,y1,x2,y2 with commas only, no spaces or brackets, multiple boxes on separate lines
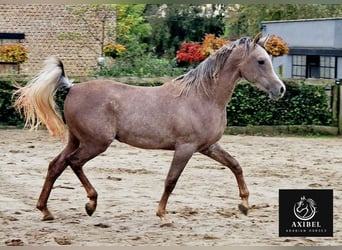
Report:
339,84,342,135
332,85,338,126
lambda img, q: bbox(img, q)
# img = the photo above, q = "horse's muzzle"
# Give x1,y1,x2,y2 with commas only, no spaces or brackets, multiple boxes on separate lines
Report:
269,85,286,100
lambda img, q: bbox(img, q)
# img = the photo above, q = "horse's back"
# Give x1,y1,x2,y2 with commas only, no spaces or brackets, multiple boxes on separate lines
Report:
63,79,175,144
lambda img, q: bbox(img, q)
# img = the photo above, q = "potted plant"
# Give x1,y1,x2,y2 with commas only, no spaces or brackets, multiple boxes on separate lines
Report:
0,43,28,73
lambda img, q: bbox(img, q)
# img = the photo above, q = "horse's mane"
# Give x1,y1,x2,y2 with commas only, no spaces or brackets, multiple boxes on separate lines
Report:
174,37,252,96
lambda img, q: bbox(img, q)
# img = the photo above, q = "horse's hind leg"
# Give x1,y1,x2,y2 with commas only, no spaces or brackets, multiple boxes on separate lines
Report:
67,138,113,217
36,135,79,220
201,143,250,215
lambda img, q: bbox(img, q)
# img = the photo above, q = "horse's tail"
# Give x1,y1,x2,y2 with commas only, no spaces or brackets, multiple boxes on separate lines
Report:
13,56,73,139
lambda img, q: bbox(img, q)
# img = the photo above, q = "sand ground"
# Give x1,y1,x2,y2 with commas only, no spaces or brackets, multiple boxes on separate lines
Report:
0,129,341,246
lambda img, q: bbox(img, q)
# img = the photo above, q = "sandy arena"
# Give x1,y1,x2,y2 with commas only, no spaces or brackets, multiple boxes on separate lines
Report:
0,129,341,246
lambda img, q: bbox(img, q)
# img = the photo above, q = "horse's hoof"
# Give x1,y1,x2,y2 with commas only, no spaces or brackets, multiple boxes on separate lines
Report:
85,202,96,216
159,215,174,227
238,203,249,215
42,214,54,221
160,222,174,228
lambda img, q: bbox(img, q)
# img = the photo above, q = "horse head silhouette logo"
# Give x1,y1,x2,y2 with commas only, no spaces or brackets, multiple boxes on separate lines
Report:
293,196,317,221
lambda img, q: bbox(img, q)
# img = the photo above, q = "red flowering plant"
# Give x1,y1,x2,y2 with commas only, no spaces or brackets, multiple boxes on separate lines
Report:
176,42,206,66
176,34,229,66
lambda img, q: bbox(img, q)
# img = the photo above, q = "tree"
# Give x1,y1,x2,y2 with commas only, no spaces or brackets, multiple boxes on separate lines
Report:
115,4,152,56
144,4,226,58
58,4,116,57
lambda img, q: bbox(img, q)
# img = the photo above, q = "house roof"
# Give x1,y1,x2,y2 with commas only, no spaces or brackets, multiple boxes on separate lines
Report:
289,47,342,56
262,17,342,24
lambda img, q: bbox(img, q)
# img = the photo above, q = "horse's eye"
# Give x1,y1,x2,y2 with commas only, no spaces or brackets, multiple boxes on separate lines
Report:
258,60,265,65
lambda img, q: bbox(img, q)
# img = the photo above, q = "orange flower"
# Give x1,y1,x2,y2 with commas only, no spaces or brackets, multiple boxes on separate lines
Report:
264,35,289,57
103,43,126,58
0,44,28,63
201,34,229,57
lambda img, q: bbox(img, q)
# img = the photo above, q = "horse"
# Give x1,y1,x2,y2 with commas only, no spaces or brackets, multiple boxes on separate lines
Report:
13,34,286,226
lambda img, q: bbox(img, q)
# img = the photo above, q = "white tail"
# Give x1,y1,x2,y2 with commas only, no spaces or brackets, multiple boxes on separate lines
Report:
13,56,73,138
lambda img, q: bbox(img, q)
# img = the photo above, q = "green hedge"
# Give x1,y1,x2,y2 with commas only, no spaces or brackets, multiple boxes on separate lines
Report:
0,78,24,126
0,77,334,127
227,80,333,126
0,78,68,126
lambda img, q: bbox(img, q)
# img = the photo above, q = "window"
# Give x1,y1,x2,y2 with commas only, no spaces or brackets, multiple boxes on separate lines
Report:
0,33,25,45
320,56,335,79
292,55,336,79
292,55,306,78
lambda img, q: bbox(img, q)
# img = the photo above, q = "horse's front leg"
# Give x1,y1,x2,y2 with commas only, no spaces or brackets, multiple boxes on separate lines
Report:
156,144,196,226
201,142,250,215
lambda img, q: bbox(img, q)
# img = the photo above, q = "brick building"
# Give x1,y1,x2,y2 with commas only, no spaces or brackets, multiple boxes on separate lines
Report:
0,4,116,76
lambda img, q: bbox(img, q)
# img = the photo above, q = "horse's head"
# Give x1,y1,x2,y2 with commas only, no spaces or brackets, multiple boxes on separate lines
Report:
237,34,286,100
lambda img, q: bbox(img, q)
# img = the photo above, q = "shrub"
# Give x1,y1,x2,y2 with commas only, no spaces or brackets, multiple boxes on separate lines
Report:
0,78,68,126
0,78,25,126
176,42,205,65
227,80,333,126
0,44,28,63
103,43,126,58
200,33,229,57
175,34,228,66
97,54,186,77
264,34,290,57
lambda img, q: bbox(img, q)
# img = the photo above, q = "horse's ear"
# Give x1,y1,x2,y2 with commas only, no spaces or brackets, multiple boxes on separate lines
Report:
253,32,262,46
257,35,270,48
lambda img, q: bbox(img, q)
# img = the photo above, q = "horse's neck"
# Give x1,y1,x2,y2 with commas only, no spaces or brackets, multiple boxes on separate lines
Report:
211,69,241,108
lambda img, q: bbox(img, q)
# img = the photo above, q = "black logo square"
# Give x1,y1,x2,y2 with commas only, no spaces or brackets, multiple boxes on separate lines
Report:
279,189,333,237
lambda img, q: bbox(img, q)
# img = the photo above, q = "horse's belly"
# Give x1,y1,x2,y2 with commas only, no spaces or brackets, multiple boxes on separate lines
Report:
116,131,175,150
115,118,176,150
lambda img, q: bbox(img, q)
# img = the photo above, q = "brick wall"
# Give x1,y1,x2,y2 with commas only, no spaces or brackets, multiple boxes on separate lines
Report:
0,4,116,76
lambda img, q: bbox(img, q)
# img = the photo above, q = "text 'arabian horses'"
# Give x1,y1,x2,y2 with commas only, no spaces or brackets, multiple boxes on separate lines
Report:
14,34,285,226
